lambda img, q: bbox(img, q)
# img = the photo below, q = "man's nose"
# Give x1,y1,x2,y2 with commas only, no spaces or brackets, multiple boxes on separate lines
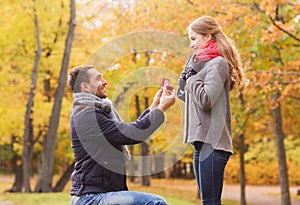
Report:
101,78,107,85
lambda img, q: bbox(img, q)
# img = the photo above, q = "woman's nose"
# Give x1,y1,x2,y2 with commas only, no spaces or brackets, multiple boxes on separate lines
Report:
190,42,195,49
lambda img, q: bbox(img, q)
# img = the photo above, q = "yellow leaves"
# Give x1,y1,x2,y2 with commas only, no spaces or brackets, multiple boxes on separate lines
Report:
0,0,298,177
259,1,272,16
259,0,288,15
244,14,261,29
0,106,25,153
277,0,289,4
280,79,300,102
260,25,280,44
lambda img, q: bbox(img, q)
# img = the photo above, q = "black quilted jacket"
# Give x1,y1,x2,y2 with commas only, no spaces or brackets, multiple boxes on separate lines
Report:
70,106,164,196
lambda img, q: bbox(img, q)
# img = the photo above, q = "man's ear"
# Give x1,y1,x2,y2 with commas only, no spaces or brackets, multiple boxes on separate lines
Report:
81,82,89,92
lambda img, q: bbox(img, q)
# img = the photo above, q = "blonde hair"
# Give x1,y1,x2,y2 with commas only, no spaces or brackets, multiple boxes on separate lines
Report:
188,16,249,89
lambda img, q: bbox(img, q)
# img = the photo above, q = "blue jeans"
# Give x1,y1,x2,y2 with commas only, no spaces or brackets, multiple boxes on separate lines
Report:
71,191,167,205
193,142,230,205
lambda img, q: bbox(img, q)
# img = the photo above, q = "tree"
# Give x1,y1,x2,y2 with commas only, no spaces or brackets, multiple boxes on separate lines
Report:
52,161,75,192
22,0,42,193
250,2,299,204
1,0,299,196
138,96,151,186
35,0,76,192
272,91,291,205
6,135,23,192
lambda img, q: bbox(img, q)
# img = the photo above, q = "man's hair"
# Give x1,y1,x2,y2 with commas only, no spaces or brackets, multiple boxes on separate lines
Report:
68,65,94,93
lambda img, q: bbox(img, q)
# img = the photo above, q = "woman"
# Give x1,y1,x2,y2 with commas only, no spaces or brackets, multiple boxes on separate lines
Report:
177,16,248,205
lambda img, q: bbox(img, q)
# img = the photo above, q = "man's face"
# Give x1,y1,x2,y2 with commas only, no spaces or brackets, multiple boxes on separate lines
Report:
85,69,108,98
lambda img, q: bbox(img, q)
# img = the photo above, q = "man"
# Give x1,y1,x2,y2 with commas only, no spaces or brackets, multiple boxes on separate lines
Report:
68,65,175,205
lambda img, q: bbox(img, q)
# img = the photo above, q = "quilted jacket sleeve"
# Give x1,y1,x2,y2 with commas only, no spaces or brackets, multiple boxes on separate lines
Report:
74,108,165,146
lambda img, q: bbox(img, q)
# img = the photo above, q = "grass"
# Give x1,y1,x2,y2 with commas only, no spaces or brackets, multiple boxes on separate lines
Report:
0,175,240,205
128,179,240,205
0,192,71,205
291,193,300,201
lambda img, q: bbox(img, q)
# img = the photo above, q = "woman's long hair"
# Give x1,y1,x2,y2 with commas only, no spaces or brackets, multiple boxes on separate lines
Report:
188,16,249,90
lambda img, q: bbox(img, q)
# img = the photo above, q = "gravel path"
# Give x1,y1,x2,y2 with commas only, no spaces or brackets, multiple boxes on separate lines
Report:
222,184,300,205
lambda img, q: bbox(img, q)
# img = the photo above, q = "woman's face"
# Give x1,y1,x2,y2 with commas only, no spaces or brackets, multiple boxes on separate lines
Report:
188,29,211,51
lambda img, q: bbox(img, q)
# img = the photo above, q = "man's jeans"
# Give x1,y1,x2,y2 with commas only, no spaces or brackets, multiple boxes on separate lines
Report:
71,191,167,205
193,142,230,205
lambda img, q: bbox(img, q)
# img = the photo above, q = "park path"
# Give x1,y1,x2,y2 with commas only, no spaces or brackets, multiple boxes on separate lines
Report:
0,174,13,205
222,184,300,205
153,180,300,205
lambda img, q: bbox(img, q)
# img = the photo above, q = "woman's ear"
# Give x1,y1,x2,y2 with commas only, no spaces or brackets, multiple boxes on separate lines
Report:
205,34,212,43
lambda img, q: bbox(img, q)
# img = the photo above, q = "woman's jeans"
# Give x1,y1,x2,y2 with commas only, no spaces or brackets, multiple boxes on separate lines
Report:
71,191,167,205
193,142,230,205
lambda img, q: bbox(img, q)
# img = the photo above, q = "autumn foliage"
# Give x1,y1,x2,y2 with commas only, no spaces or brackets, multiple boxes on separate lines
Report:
0,0,299,192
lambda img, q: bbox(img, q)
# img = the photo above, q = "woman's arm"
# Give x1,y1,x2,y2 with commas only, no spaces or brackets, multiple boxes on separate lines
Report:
185,58,229,110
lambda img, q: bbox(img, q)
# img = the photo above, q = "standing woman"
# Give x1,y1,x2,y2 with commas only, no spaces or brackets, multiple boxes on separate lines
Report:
177,16,248,205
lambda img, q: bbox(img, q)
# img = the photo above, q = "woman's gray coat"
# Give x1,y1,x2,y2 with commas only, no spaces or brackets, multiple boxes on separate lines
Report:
177,55,233,154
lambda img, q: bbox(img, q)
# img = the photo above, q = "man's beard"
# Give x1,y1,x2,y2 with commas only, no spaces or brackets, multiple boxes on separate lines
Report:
96,87,106,99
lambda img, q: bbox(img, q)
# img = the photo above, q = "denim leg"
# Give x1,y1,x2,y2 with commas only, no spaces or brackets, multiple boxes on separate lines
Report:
195,143,230,205
72,191,167,205
193,142,202,195
71,196,80,205
99,191,167,205
74,194,105,205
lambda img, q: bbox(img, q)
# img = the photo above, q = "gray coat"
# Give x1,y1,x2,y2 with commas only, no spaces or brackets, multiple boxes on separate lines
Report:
177,55,233,154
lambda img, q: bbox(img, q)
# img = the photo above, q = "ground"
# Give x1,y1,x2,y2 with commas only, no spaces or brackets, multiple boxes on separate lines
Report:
151,179,300,205
1,174,300,205
222,184,300,205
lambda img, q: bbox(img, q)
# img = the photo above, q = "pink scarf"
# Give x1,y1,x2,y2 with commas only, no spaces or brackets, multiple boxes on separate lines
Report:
194,40,222,62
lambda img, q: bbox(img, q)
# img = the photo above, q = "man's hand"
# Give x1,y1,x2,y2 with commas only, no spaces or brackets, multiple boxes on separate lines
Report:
149,88,163,111
157,88,176,112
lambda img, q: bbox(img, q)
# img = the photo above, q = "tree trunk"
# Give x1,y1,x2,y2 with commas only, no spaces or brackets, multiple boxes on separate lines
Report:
238,90,247,205
52,161,75,192
239,133,247,205
22,0,41,193
35,0,76,192
128,95,143,183
7,156,23,193
271,91,291,205
139,96,151,186
153,152,165,178
128,145,135,182
139,142,151,186
7,135,23,193
135,95,141,116
126,50,139,182
43,70,52,102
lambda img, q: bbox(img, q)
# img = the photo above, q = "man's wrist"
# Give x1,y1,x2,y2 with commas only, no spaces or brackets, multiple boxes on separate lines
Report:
157,105,166,112
149,104,157,111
